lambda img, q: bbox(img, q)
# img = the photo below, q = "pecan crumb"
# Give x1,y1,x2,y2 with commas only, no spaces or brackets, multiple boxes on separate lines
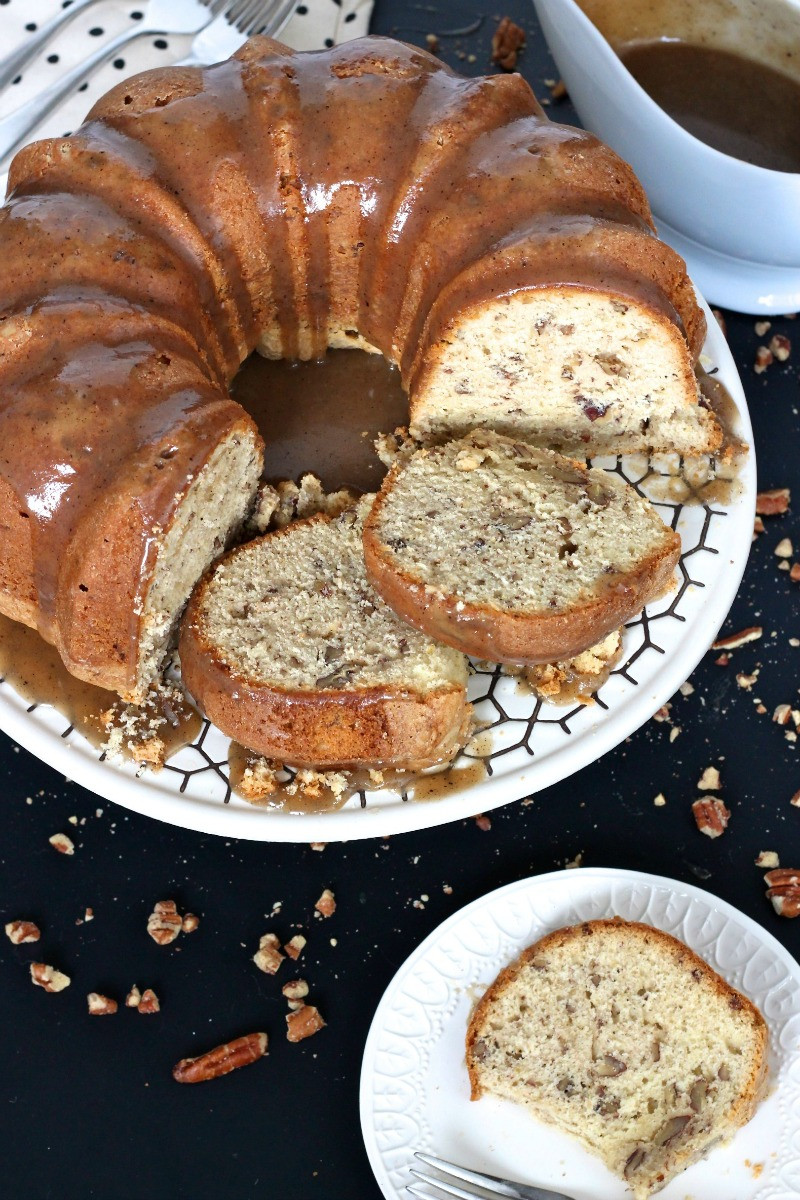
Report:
87,992,117,1016
550,78,567,100
253,932,284,974
126,985,142,1008
475,814,492,831
147,899,182,945
755,850,780,869
491,16,526,70
791,789,800,807
711,626,762,650
286,1004,326,1043
770,333,791,361
138,988,160,1014
774,703,793,726
284,934,306,960
314,889,336,918
282,979,309,1007
775,537,793,558
790,563,800,583
173,1032,268,1083
653,793,667,807
764,868,800,918
756,488,790,515
49,832,74,856
30,962,70,992
5,920,40,944
754,345,773,373
692,797,731,838
424,32,439,54
181,913,200,934
697,766,721,791
754,319,772,337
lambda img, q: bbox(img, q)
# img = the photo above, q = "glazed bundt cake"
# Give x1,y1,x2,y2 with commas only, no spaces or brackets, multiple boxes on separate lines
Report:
0,35,717,699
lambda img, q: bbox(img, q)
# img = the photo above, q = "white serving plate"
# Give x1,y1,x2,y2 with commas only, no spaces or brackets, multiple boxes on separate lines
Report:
360,867,800,1200
0,294,756,840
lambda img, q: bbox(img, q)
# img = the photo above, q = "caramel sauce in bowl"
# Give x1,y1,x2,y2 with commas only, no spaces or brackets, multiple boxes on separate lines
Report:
532,0,800,311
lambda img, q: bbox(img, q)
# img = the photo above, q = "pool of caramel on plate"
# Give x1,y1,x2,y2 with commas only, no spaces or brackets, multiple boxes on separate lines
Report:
228,733,491,812
0,613,199,758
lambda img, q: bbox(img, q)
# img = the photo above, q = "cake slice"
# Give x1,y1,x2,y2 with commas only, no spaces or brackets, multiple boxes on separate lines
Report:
179,499,471,769
466,919,767,1198
362,430,681,664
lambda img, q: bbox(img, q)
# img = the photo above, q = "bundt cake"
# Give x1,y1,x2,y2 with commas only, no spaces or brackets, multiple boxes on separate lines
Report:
362,431,681,663
178,500,471,769
0,35,716,700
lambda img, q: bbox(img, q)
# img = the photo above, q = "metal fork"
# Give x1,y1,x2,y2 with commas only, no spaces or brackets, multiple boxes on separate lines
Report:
408,1153,577,1200
0,0,255,164
179,0,297,65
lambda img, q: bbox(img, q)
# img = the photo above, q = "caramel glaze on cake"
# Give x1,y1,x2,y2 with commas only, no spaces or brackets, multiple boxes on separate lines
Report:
0,36,716,701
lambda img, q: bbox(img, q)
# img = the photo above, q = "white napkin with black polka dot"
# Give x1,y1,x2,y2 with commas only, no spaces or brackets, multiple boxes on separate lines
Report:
0,0,374,189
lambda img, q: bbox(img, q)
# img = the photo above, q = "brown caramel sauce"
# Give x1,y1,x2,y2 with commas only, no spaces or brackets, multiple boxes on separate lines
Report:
232,348,408,493
0,613,199,761
643,368,747,507
228,731,491,810
516,657,619,706
618,41,800,173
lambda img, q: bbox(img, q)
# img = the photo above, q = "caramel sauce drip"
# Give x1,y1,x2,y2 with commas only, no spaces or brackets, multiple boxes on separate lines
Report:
228,739,488,811
0,613,200,759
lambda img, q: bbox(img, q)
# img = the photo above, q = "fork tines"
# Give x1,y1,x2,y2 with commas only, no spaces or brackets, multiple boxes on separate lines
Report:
409,1153,525,1200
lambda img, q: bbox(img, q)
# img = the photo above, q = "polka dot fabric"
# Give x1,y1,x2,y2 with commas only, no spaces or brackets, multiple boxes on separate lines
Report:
0,0,374,190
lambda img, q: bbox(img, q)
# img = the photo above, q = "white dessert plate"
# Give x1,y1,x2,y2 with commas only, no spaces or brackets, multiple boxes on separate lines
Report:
360,867,800,1200
0,293,755,840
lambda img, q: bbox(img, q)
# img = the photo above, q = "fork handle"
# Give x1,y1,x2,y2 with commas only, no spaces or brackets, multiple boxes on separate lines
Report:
0,24,152,167
0,0,104,93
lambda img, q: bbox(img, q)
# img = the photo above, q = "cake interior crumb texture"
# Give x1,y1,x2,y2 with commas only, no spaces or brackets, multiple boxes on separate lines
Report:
196,499,467,694
411,289,718,456
467,920,767,1198
135,428,262,701
372,432,676,615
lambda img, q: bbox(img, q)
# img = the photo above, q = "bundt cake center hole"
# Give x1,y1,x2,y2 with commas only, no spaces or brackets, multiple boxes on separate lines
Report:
231,349,407,494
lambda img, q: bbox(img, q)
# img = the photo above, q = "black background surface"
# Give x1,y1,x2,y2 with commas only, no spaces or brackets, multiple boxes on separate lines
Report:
1,3,799,1198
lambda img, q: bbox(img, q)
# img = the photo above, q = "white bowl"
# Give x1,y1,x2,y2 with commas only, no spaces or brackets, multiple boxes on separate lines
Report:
531,0,800,313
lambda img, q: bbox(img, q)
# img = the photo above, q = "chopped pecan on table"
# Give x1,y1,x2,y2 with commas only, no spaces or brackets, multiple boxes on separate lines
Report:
87,993,118,1016
491,17,525,70
711,626,762,651
173,1032,268,1083
253,932,285,974
755,487,790,515
49,833,74,856
30,963,70,992
5,920,40,944
138,988,160,1014
283,934,306,960
147,899,182,946
775,537,793,558
282,979,309,1010
314,889,336,918
692,797,731,838
754,345,773,373
697,766,721,791
286,1004,325,1043
764,868,800,918
755,850,780,869
181,913,200,934
770,333,791,361
125,985,142,1008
